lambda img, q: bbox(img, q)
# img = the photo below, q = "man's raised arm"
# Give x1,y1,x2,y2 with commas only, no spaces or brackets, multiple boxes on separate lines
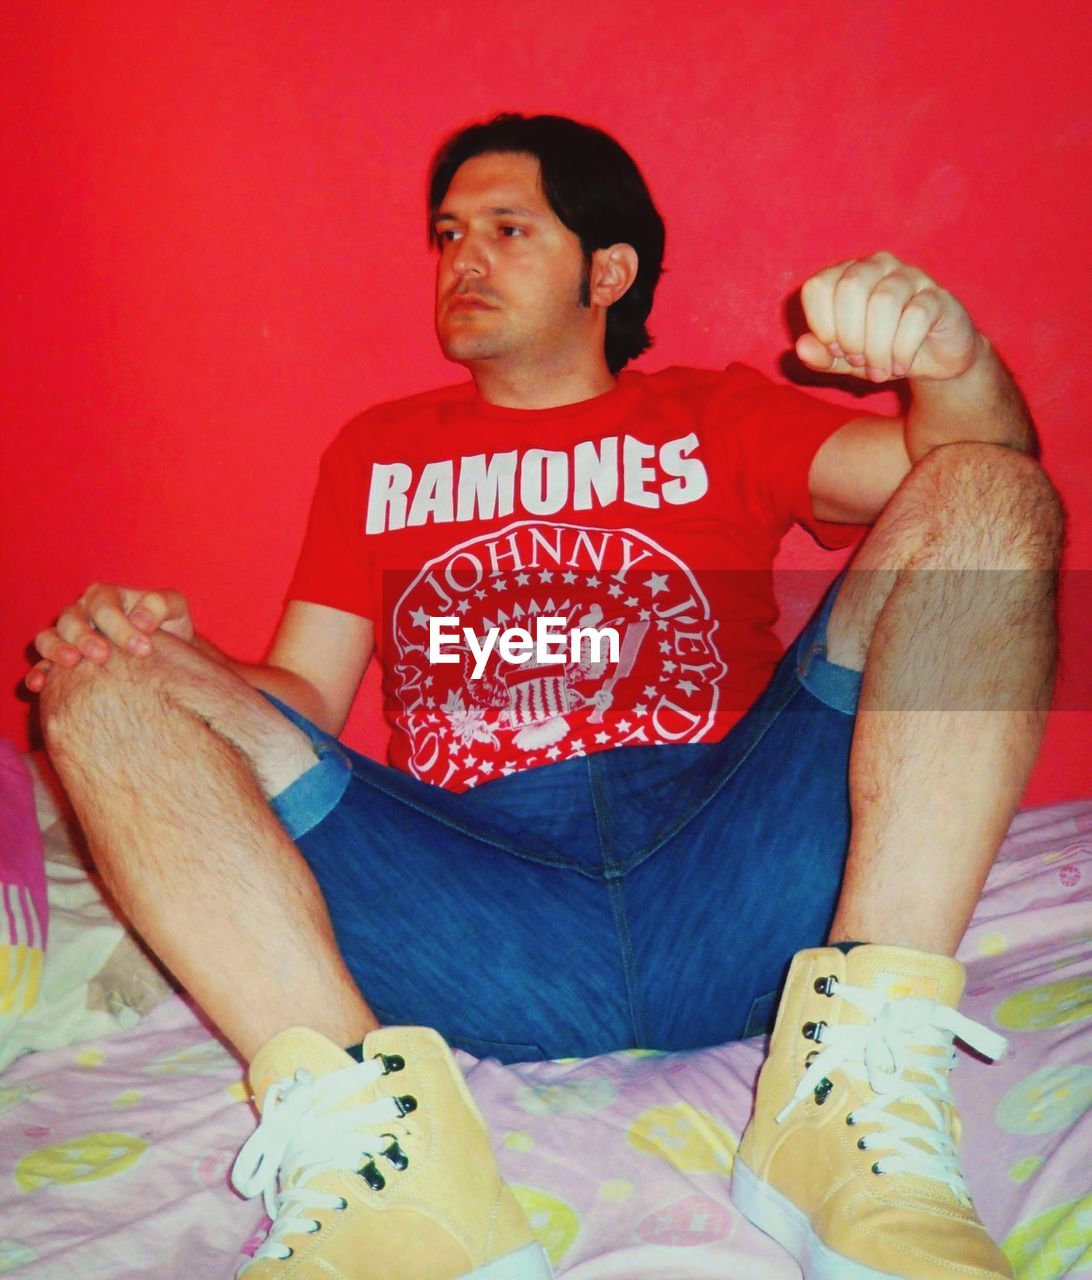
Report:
803,251,1038,526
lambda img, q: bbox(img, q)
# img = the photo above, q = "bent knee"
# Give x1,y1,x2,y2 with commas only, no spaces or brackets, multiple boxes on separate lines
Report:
915,442,1064,520
900,443,1066,562
40,643,169,755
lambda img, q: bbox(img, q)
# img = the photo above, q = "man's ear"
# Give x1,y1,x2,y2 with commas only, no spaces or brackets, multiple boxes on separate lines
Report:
589,243,638,308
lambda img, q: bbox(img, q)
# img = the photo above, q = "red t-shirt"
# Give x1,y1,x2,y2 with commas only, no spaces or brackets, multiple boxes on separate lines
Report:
288,364,873,791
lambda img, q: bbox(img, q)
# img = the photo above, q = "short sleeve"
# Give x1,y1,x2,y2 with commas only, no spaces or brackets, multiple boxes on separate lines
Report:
710,363,875,550
286,429,377,620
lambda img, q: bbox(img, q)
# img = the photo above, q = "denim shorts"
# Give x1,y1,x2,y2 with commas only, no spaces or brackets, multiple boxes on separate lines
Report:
268,568,861,1064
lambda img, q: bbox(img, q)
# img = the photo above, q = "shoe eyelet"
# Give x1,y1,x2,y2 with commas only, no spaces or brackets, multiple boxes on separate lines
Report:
380,1137,409,1172
814,1077,833,1105
335,1197,348,1210
376,1053,405,1075
395,1094,418,1116
802,1021,826,1042
871,1162,884,1176
857,1137,868,1150
845,1113,856,1126
360,1160,386,1191
307,1221,321,1234
804,1050,819,1068
814,976,837,997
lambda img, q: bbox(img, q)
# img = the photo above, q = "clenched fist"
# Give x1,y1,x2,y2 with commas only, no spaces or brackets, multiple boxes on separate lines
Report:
797,251,981,384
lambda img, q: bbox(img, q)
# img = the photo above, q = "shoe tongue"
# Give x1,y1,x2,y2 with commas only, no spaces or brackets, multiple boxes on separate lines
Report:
248,1027,358,1110
842,944,966,1015
833,947,968,1190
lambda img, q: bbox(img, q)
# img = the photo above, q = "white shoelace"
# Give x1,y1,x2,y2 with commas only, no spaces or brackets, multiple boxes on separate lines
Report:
775,980,1008,1201
231,1058,410,1266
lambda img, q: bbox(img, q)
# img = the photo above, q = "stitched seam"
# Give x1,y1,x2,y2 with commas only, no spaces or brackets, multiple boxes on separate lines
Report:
606,876,646,1047
612,671,805,874
587,752,613,867
588,751,646,1046
609,572,853,873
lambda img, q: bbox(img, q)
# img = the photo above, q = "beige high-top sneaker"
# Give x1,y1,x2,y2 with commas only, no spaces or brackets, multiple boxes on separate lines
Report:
731,945,1014,1280
232,1025,552,1279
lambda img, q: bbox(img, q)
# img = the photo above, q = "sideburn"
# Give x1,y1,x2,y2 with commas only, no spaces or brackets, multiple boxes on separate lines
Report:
578,256,592,308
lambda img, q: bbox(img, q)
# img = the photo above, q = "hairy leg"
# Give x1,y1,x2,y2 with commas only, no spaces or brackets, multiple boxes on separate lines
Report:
39,634,379,1060
823,441,1064,954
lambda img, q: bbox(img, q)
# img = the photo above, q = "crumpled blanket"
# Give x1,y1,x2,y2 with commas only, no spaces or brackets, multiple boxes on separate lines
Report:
0,750,173,1073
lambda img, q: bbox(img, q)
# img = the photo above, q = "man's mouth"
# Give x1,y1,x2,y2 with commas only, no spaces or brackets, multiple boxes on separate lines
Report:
448,295,497,312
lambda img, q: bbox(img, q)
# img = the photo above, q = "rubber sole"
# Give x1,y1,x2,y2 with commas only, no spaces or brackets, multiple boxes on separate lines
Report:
731,1158,905,1280
464,1241,554,1279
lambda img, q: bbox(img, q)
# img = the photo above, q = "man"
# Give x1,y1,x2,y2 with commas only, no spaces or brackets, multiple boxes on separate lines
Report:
27,113,1062,1280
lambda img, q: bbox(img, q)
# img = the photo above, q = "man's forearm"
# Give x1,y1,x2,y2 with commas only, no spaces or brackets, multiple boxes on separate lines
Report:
904,334,1037,465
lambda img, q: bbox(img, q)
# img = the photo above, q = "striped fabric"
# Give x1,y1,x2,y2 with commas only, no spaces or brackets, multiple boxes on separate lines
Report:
0,742,47,1017
1,886,45,1015
504,665,570,727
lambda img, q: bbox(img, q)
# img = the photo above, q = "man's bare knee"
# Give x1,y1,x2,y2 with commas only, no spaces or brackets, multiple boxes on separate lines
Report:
40,633,211,751
40,634,320,800
40,645,153,755
825,445,1064,670
893,442,1065,566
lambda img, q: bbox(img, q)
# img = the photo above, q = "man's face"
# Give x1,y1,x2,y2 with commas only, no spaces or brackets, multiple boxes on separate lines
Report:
432,151,594,372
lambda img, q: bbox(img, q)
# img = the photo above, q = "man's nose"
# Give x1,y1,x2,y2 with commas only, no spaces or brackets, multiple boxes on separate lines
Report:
451,232,487,278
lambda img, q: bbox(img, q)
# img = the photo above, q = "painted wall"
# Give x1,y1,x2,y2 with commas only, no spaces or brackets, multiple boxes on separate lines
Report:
4,1,1088,805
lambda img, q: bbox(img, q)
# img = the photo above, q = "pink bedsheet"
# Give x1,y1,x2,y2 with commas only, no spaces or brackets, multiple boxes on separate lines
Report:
1,800,1089,1278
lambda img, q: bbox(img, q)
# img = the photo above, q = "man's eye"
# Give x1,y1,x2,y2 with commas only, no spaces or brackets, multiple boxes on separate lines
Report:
500,225,525,237
437,230,459,243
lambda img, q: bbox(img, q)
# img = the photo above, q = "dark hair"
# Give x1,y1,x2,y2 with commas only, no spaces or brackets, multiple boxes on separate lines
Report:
427,113,666,373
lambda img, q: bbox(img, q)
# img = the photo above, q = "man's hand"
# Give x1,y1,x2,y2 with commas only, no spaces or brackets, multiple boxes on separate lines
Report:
26,585,195,693
797,251,981,385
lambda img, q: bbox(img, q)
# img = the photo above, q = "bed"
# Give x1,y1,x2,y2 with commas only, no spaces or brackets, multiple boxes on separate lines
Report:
1,749,1089,1279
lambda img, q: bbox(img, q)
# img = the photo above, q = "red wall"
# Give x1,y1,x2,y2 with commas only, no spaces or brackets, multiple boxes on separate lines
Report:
4,2,1088,806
